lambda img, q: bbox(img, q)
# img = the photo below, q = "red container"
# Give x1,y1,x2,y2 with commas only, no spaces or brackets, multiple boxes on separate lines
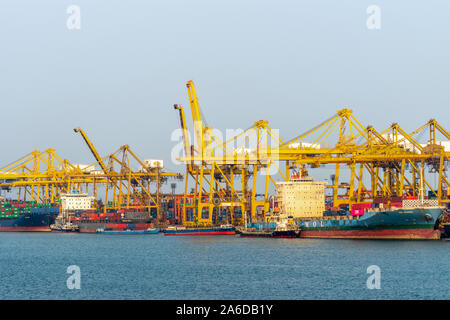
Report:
391,202,403,208
352,203,371,210
134,223,153,230
351,209,364,216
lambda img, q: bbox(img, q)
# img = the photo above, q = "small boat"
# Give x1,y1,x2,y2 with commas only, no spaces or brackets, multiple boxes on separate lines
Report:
50,222,80,233
239,229,300,238
442,223,450,238
240,219,300,238
163,224,236,235
96,228,159,235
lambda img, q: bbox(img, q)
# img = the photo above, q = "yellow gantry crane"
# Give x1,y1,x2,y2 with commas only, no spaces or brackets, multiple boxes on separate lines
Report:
74,127,109,174
267,109,450,208
0,130,182,222
175,80,287,227
73,127,182,217
175,81,450,227
0,148,97,203
2,83,448,226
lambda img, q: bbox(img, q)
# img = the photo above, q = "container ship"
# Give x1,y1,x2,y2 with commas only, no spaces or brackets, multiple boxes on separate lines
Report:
163,225,236,235
0,200,59,231
295,207,443,240
51,192,155,233
252,177,446,240
69,210,154,233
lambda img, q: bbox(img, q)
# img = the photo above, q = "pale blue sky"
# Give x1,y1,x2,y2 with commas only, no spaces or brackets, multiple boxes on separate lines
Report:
0,0,449,192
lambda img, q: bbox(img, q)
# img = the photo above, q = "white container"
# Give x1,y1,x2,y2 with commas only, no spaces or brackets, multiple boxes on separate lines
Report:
74,164,96,173
143,159,164,169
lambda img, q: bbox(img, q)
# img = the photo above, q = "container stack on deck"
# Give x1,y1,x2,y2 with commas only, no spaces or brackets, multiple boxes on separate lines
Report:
0,200,60,231
1,200,58,218
2,200,57,214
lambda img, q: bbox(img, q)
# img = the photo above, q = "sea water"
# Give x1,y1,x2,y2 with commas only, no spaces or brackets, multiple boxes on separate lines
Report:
0,233,448,299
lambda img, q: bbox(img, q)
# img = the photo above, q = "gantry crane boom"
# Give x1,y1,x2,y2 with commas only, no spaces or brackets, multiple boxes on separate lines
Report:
173,104,191,162
186,80,205,156
73,127,109,174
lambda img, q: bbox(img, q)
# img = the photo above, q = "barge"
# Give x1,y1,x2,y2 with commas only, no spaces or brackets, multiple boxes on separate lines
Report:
164,225,236,235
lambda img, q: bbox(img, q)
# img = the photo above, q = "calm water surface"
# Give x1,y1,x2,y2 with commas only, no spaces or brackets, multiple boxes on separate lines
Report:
0,233,449,299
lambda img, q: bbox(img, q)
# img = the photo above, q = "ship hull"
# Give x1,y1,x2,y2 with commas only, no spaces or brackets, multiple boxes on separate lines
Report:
0,226,51,232
298,228,440,240
74,221,154,233
296,208,443,240
164,227,236,235
240,230,299,238
0,213,57,232
249,208,444,240
96,229,159,235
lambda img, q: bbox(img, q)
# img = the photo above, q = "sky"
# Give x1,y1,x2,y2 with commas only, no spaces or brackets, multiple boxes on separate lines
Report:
0,0,449,194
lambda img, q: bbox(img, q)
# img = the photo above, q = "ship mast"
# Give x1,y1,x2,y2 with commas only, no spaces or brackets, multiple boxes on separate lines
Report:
420,161,425,204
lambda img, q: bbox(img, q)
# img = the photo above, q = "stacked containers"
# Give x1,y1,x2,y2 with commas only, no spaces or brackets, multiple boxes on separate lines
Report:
0,200,39,218
351,203,371,215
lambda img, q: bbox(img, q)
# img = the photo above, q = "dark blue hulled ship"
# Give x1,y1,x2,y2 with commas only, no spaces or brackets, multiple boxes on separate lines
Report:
0,200,59,231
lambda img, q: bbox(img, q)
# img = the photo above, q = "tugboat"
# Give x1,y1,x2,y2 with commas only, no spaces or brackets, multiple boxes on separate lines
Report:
442,223,450,239
240,218,300,238
50,209,79,232
50,222,79,233
440,209,450,239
